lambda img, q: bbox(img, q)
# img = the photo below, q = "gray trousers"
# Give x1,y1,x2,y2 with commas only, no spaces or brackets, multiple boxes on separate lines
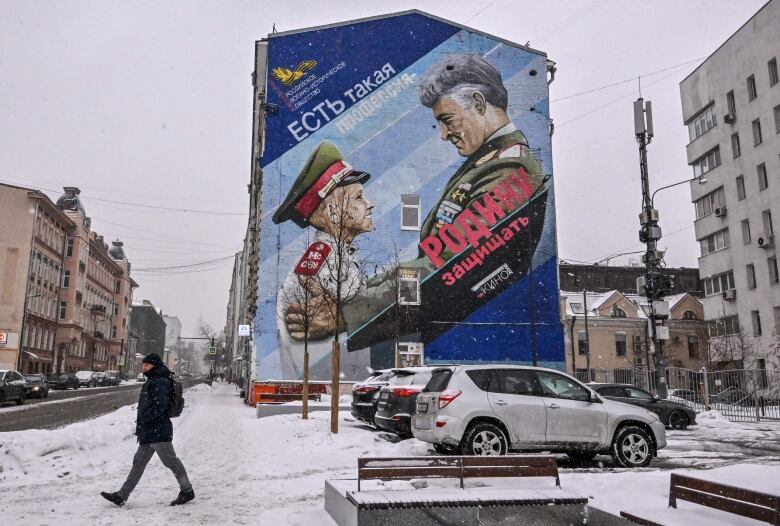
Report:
118,442,192,500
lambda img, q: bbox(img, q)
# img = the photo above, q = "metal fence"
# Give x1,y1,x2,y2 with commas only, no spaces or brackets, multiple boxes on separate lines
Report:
576,366,780,423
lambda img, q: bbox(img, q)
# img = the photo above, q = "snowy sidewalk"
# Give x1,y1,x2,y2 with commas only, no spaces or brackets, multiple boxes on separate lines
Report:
1,382,780,525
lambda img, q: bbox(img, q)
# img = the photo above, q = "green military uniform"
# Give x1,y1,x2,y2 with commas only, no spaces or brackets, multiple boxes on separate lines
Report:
344,128,547,345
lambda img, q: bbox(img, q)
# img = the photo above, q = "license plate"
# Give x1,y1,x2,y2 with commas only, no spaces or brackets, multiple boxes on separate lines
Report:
380,391,389,400
416,402,428,413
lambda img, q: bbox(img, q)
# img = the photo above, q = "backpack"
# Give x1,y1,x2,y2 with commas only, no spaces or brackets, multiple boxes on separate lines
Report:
168,375,185,418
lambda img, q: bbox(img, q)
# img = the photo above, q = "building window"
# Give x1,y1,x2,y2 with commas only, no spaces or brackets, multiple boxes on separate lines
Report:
742,219,752,245
398,268,420,305
687,105,717,142
731,132,741,158
610,306,627,318
726,90,736,114
708,315,740,337
112,326,117,339
758,163,769,190
59,301,66,320
396,342,422,368
113,303,119,316
615,333,627,356
774,105,780,134
736,175,746,201
570,302,584,314
577,331,588,355
752,118,763,146
692,147,721,177
62,270,70,289
769,257,779,284
682,310,698,320
66,239,73,257
751,310,762,336
703,271,734,296
748,74,757,101
763,210,774,237
699,228,730,257
694,187,725,219
687,335,699,359
769,58,779,87
400,194,420,230
747,264,757,289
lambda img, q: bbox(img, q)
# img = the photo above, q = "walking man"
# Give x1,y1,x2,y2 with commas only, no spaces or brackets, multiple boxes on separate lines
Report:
101,353,194,507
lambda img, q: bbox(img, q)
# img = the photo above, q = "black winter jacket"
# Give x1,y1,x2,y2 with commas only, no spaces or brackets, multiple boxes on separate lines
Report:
136,364,173,444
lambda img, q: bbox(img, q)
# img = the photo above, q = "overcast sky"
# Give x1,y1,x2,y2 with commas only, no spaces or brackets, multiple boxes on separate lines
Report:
1,0,766,336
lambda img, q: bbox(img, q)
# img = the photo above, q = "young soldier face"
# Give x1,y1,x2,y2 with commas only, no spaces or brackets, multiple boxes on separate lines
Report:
313,183,374,236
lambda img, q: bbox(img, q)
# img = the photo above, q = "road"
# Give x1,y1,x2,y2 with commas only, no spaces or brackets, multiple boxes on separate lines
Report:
0,378,205,432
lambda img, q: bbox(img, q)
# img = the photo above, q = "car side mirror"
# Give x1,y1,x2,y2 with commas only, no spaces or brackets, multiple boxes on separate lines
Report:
589,392,602,403
652,395,660,402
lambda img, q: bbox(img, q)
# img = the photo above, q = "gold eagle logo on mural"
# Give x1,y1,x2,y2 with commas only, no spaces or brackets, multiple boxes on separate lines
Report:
271,60,318,85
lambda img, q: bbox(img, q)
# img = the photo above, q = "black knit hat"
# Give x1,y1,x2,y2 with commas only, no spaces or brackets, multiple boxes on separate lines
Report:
142,353,163,367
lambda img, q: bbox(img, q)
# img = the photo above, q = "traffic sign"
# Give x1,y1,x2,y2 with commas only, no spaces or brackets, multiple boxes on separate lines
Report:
238,324,250,336
294,242,331,276
0,331,7,347
208,346,217,355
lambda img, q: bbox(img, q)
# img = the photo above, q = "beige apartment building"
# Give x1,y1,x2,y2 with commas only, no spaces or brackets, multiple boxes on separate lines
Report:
0,182,74,372
561,290,708,381
54,187,136,373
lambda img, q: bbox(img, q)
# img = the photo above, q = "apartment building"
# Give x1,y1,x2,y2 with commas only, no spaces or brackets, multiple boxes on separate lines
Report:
0,183,74,372
55,187,136,372
680,0,780,371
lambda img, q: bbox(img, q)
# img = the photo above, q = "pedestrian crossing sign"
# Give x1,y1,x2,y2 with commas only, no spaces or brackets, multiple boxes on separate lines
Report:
208,347,217,355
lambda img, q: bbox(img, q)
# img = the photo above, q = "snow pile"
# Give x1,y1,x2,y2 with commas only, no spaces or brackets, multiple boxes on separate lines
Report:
696,410,735,426
183,383,213,394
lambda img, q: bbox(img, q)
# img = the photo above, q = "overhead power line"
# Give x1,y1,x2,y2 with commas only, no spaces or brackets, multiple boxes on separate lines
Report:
132,254,237,272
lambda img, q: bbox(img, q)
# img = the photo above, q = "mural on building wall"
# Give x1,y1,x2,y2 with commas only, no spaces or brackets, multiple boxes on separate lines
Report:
257,11,564,381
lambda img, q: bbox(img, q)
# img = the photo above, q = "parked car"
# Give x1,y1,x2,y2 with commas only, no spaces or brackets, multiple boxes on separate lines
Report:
668,389,699,403
47,372,80,390
351,369,394,424
0,369,27,405
590,384,697,430
23,373,49,399
374,367,435,438
75,370,99,388
136,372,146,382
412,365,667,468
104,371,121,386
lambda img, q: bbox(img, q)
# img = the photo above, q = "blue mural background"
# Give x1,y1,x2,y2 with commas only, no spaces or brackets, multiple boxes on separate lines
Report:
256,12,564,379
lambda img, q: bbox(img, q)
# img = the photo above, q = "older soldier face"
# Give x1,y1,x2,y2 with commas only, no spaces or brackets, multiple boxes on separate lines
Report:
433,93,488,157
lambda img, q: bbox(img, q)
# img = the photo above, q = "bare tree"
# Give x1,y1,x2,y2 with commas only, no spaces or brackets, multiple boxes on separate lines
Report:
279,271,328,420
308,186,371,433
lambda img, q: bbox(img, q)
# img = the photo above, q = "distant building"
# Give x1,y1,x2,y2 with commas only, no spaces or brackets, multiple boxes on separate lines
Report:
129,300,166,358
0,183,74,372
560,290,708,381
163,315,182,370
558,262,702,297
679,0,780,371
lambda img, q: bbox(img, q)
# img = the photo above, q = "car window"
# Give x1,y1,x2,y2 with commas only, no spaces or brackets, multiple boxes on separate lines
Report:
12,372,22,381
596,386,627,397
535,371,590,401
412,372,432,385
389,372,416,386
465,370,490,392
426,369,454,392
625,387,653,400
489,370,538,396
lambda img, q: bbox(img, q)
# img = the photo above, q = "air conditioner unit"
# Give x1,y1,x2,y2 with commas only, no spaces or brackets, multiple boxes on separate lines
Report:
634,358,644,366
758,235,775,249
722,289,737,301
723,113,736,124
714,206,727,217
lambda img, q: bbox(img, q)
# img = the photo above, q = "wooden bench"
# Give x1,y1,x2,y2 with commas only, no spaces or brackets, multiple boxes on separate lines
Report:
356,455,560,491
669,473,780,525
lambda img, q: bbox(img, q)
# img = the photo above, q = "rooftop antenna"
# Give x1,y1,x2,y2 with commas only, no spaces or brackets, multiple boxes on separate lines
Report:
272,23,277,33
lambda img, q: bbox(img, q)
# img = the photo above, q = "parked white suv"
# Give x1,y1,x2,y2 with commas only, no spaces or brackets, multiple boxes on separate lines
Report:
412,365,666,468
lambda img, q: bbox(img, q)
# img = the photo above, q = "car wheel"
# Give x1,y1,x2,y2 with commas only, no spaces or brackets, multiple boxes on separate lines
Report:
669,410,690,430
611,426,653,468
433,443,461,455
16,391,25,405
566,451,598,465
462,422,508,456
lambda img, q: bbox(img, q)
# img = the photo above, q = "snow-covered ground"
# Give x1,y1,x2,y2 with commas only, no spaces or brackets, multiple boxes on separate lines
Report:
1,382,779,525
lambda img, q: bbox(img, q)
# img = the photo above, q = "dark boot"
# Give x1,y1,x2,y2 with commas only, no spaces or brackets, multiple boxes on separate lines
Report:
170,488,195,506
100,491,125,507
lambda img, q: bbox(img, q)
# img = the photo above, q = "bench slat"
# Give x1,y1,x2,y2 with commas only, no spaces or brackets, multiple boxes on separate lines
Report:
462,466,558,478
461,455,556,468
672,486,777,524
672,474,780,509
360,467,464,480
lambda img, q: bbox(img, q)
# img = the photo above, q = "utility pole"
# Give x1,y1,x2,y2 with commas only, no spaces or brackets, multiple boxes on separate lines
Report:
634,98,673,398
583,290,590,381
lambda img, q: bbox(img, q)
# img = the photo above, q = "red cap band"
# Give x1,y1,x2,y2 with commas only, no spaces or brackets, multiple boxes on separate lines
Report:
294,160,352,220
